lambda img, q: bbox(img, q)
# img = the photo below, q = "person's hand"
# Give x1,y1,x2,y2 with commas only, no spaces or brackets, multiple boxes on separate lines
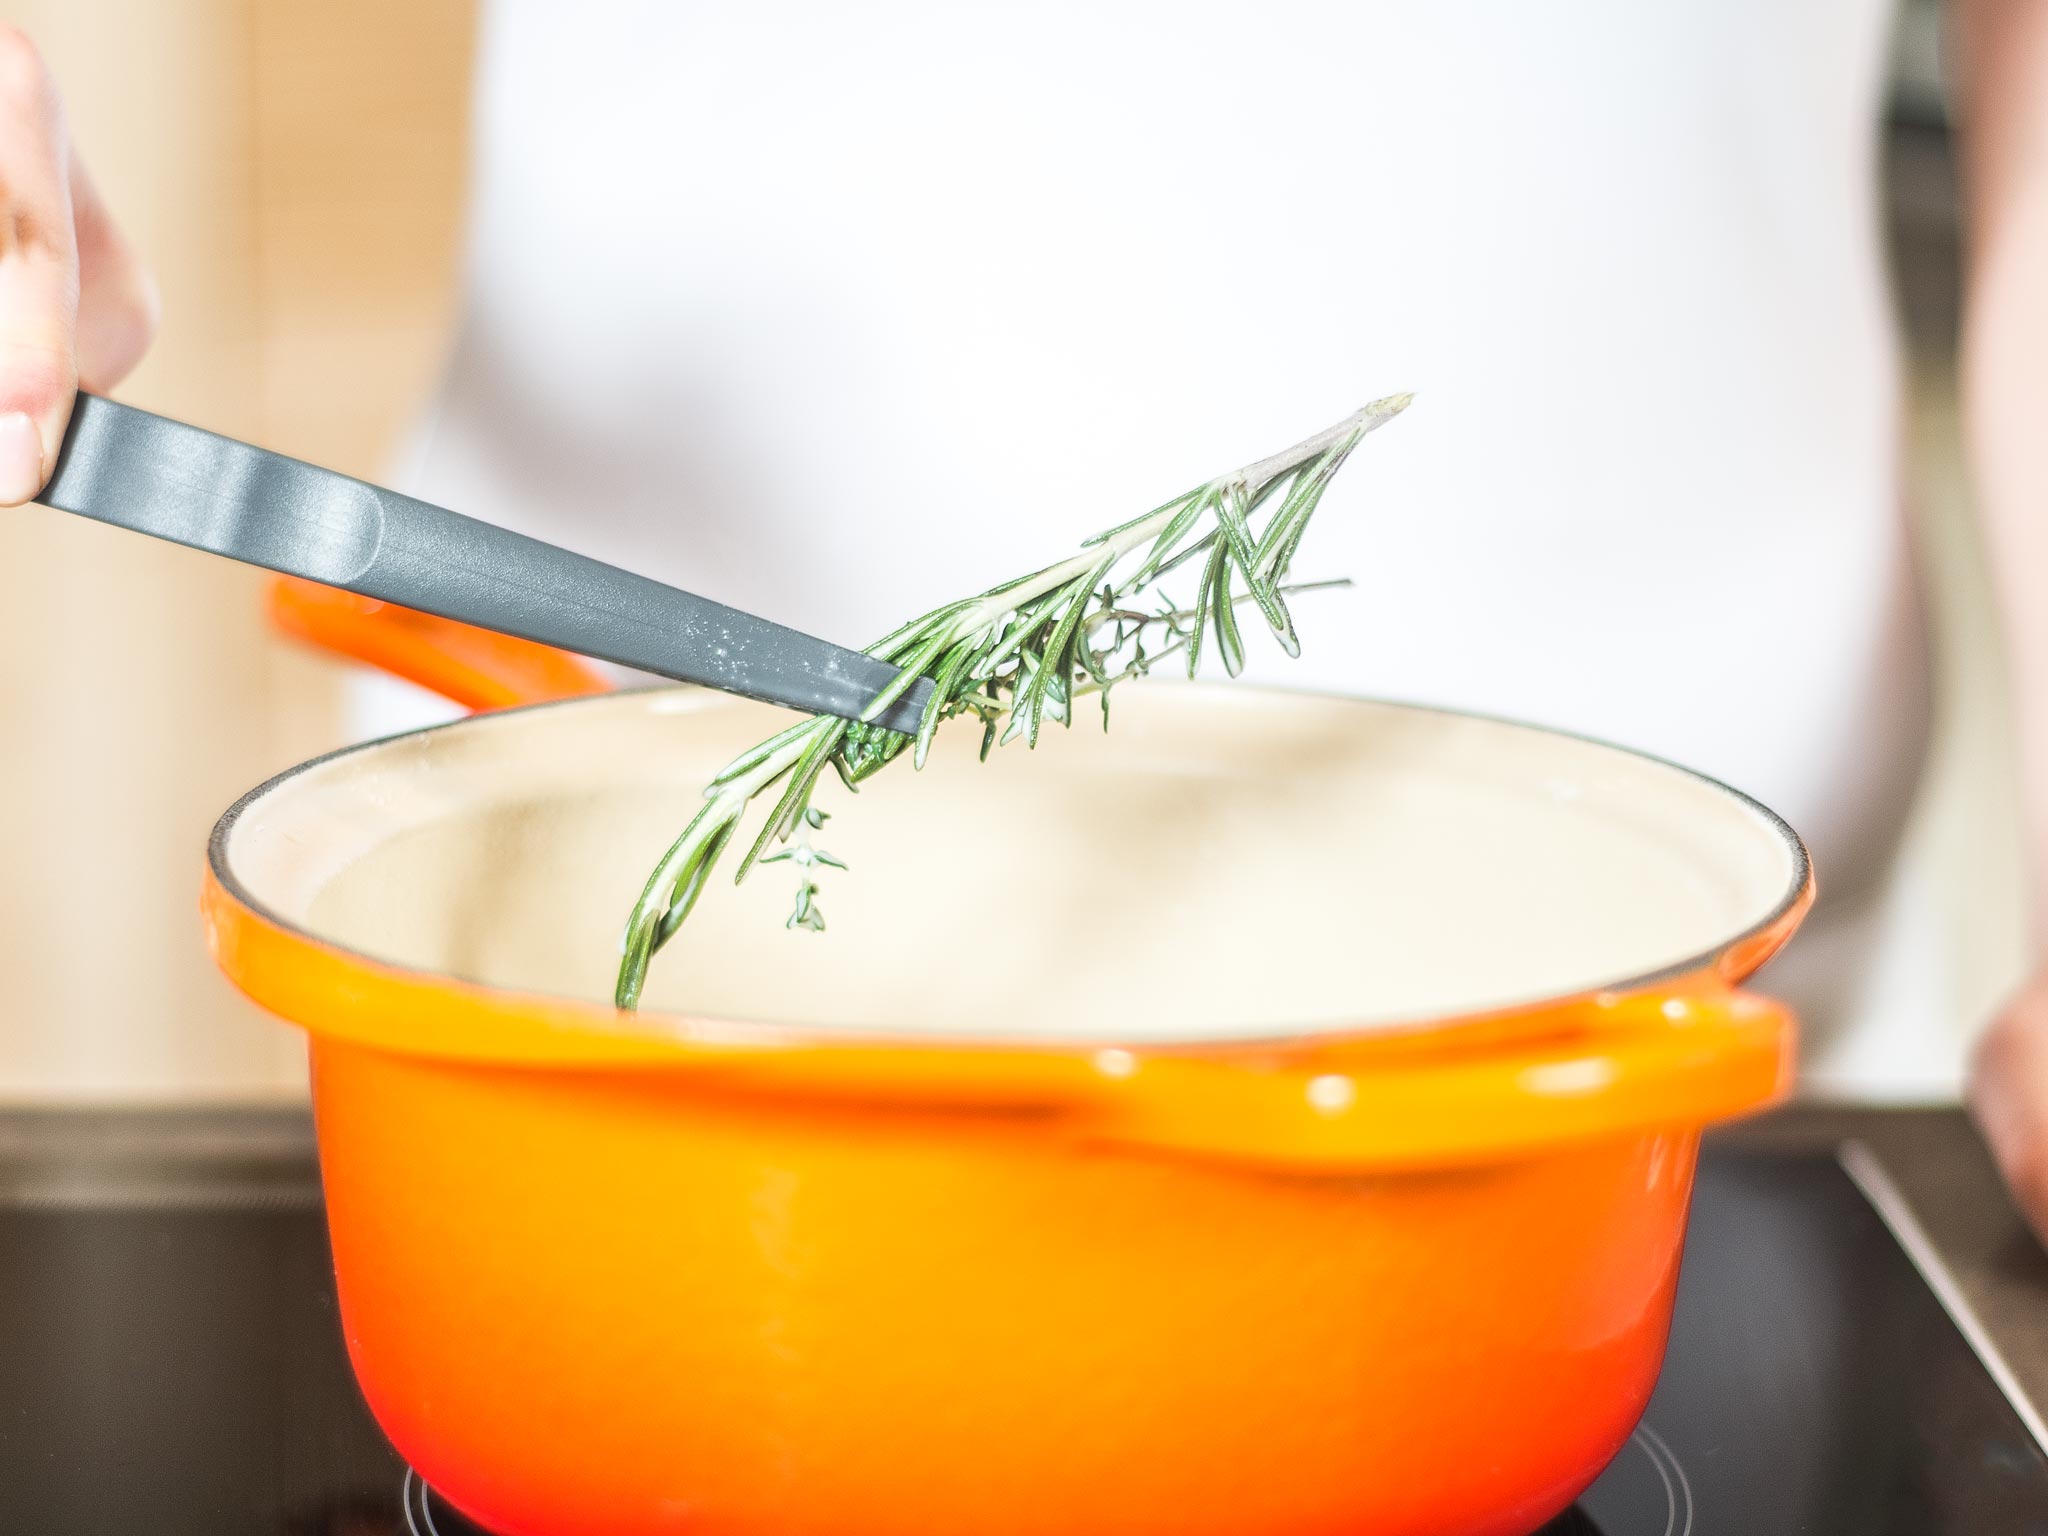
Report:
1969,967,2048,1240
0,26,155,508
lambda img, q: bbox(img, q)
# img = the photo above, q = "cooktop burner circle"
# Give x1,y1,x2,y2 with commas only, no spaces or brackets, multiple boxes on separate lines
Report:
1571,1422,1693,1536
403,1467,481,1536
400,1422,1689,1536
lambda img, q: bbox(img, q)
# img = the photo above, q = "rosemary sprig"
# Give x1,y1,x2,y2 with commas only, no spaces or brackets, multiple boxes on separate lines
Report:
614,395,1413,1008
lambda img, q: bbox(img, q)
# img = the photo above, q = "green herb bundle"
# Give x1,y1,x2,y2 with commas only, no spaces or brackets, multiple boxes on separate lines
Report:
615,395,1412,1009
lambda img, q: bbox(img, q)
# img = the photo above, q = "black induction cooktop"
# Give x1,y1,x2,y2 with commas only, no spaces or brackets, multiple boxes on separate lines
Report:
1,1139,2044,1535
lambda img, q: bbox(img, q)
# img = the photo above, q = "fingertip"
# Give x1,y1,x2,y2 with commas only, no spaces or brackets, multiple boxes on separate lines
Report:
0,408,46,505
0,339,78,494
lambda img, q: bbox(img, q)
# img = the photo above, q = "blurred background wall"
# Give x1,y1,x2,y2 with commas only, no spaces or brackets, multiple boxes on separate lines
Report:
0,0,2026,1101
0,0,474,1098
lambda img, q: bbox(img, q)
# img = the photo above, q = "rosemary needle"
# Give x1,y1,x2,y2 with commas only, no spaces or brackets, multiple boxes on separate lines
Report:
614,395,1413,1009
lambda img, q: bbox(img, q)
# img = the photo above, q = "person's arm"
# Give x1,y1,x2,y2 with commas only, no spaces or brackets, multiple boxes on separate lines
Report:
1956,0,2048,1234
0,24,155,508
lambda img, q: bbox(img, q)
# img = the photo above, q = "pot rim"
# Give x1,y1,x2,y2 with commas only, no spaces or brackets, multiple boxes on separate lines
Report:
205,683,1812,1060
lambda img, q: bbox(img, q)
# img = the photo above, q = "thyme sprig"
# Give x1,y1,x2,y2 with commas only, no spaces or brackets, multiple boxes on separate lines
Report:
615,395,1412,1008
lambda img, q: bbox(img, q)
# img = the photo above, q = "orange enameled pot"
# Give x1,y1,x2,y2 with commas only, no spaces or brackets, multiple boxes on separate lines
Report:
208,598,1809,1536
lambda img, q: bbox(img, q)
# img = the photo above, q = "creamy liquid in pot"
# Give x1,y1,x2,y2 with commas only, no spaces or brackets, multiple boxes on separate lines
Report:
269,688,1800,1041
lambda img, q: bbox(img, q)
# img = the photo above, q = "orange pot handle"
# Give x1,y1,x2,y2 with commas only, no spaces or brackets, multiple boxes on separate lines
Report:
1089,983,1795,1171
268,576,611,712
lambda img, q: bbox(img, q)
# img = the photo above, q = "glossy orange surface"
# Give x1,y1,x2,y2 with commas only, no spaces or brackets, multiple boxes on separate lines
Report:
204,859,1801,1536
315,1040,1700,1536
214,612,1809,1535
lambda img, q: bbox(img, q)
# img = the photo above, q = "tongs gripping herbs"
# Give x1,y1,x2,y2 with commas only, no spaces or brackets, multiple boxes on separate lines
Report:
614,395,1413,1009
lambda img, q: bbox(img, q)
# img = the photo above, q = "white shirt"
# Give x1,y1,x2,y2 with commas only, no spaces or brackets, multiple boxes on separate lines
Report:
380,0,1938,1093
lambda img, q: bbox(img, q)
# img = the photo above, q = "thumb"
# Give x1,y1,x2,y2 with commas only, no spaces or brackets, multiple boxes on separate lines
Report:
0,26,79,507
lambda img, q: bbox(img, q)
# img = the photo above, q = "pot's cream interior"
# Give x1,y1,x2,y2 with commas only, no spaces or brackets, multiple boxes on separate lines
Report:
219,686,1804,1042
